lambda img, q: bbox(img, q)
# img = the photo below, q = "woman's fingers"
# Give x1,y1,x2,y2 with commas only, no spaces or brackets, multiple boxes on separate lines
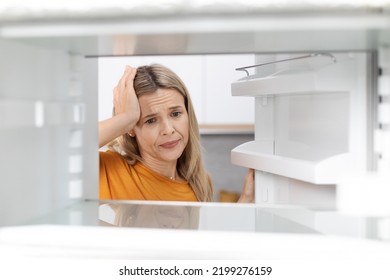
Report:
113,65,138,115
119,65,130,88
116,65,134,94
126,66,137,87
238,168,255,203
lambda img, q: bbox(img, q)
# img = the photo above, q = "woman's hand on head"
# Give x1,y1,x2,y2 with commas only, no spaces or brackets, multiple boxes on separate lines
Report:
113,65,140,126
98,66,140,148
238,168,255,203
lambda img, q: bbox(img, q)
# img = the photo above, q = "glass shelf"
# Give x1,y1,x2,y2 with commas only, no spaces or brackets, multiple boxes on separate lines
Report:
0,200,389,261
17,200,376,239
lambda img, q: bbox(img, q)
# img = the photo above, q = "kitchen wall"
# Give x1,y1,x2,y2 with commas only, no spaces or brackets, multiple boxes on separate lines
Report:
201,133,254,202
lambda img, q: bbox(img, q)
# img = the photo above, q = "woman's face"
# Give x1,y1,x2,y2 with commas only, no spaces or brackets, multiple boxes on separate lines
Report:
133,88,189,165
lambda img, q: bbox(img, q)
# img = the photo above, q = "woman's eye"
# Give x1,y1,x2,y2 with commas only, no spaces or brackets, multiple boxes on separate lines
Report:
172,111,182,118
145,118,156,124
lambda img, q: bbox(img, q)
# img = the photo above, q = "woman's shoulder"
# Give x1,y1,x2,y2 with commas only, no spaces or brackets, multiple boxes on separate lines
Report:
99,150,135,177
99,150,127,164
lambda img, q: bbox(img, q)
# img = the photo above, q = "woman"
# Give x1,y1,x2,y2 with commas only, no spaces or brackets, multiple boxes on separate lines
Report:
99,64,254,202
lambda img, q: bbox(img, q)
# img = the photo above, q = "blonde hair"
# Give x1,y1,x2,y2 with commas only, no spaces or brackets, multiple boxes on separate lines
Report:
109,64,213,202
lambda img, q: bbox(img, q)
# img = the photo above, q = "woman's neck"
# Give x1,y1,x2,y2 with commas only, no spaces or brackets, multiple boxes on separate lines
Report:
141,157,178,180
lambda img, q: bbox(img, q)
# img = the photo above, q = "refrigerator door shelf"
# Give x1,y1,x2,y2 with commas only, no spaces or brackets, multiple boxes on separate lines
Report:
231,70,350,97
231,141,355,185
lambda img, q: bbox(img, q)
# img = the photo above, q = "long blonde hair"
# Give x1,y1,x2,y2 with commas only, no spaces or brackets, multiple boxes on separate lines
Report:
109,64,213,202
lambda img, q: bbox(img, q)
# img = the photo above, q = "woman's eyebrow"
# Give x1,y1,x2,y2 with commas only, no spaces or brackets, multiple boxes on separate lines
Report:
169,105,184,111
142,112,158,120
142,105,185,120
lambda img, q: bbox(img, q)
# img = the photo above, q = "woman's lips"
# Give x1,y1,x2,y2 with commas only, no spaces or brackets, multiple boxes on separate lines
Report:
160,140,180,149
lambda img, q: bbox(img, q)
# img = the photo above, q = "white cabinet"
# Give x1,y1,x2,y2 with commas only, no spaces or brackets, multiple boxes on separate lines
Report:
203,54,255,125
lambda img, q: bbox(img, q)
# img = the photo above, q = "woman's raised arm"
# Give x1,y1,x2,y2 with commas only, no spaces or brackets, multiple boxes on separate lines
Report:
99,66,140,148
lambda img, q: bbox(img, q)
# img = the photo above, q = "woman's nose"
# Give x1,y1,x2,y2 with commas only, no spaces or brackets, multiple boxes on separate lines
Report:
160,119,175,135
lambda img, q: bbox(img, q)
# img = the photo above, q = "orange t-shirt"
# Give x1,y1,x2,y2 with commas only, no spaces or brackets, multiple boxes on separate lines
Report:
99,150,198,201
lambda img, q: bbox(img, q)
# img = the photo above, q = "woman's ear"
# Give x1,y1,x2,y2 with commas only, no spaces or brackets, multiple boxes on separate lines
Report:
128,130,135,137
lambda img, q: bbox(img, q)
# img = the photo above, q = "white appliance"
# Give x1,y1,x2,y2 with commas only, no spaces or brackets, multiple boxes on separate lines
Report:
0,0,389,258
